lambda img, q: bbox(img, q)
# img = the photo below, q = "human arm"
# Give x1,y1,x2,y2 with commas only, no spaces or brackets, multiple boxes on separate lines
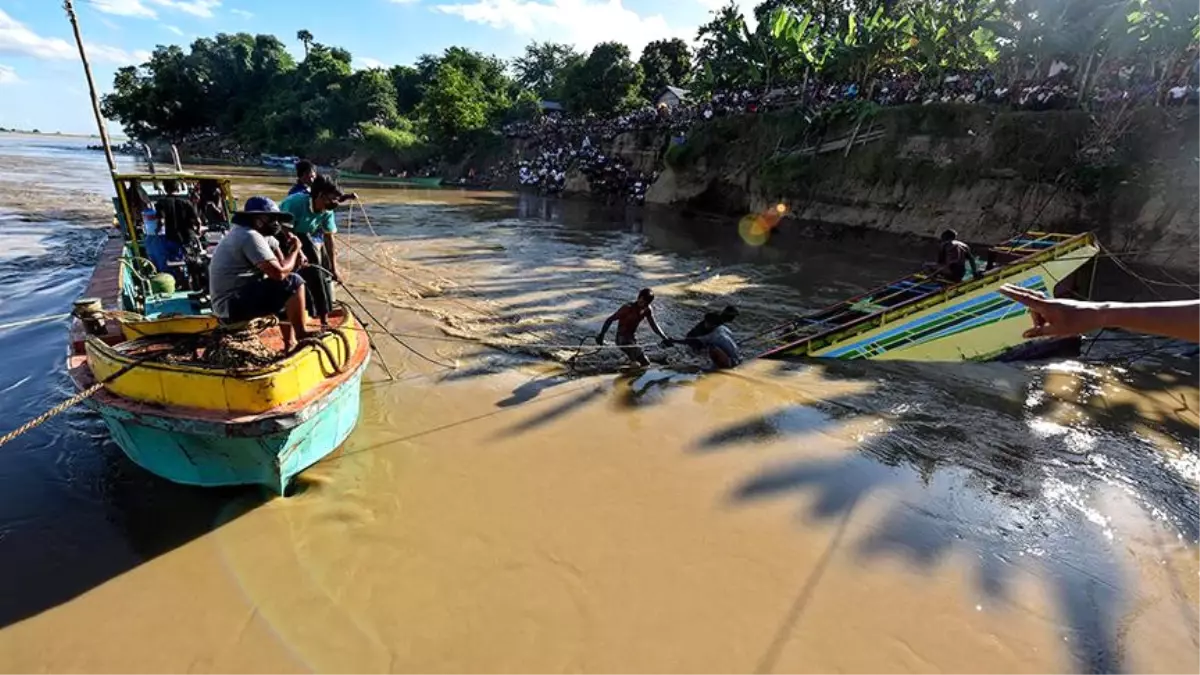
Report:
998,285,1200,342
254,232,301,280
596,308,622,344
645,307,670,341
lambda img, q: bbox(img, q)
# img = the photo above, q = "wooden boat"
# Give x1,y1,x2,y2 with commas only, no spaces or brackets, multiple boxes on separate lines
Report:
70,170,370,494
68,308,369,494
756,231,1100,361
335,169,443,188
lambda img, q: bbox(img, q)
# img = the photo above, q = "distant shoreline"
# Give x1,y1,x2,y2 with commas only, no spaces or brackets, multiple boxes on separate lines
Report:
0,130,127,141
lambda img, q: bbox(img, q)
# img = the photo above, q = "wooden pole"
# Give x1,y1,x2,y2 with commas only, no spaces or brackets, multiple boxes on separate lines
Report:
63,0,117,176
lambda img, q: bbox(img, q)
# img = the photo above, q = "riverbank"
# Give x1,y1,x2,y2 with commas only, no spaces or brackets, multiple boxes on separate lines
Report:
492,104,1200,275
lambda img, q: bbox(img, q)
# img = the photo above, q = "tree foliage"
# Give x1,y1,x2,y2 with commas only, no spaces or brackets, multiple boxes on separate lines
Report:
563,41,644,115
638,38,694,100
101,0,1199,163
513,41,583,100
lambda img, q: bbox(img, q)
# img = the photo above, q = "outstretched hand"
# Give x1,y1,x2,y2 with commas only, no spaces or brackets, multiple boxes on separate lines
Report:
998,284,1105,338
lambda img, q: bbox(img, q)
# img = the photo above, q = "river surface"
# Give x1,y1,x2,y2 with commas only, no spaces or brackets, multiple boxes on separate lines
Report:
0,133,1196,673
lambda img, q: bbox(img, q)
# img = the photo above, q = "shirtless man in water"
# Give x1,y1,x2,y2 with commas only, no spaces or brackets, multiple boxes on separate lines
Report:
596,288,672,367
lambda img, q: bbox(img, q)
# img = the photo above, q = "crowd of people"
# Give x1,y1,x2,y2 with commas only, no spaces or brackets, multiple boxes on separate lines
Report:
496,63,1197,202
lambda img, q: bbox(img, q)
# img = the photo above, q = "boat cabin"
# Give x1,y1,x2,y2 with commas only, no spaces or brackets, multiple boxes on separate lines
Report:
109,171,238,317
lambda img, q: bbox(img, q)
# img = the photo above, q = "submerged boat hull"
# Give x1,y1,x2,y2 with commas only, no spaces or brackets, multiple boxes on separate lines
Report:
83,352,367,494
761,232,1100,361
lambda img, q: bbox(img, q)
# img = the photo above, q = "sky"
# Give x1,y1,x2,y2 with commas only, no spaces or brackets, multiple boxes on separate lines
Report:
0,0,757,135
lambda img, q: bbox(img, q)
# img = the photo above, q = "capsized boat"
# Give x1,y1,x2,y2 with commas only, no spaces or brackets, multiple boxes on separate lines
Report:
67,307,369,494
756,231,1100,361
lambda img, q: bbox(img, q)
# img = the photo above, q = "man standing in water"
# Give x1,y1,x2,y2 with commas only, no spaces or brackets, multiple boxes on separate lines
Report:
929,229,979,283
671,305,742,369
596,288,672,367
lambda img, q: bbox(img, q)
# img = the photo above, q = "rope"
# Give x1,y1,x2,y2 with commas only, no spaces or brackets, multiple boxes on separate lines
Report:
333,273,459,370
0,351,161,449
352,199,379,238
0,313,71,332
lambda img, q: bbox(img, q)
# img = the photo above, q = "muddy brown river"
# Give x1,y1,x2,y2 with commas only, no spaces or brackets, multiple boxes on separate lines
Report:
0,133,1195,673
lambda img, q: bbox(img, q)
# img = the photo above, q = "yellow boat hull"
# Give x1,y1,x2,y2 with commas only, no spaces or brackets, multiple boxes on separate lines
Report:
87,316,362,415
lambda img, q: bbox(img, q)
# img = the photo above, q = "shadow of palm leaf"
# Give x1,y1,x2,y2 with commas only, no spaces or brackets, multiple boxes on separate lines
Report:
703,359,1198,674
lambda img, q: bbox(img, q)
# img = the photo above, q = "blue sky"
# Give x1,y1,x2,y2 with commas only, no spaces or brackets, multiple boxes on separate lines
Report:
0,0,755,135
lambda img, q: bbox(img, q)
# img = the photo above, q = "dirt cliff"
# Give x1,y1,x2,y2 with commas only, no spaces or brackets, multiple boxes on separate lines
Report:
648,104,1198,273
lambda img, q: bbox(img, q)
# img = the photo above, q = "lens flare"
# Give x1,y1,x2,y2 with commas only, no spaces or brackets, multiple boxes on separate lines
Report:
738,214,770,246
775,203,787,214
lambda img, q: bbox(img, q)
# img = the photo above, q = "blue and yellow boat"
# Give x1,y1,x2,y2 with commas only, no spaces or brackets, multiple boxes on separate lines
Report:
757,231,1100,361
67,171,370,494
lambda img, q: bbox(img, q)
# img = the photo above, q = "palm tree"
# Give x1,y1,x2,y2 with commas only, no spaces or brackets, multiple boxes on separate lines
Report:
296,29,313,57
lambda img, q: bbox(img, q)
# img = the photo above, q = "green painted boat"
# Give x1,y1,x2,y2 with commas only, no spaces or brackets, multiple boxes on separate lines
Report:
756,231,1100,362
335,170,443,187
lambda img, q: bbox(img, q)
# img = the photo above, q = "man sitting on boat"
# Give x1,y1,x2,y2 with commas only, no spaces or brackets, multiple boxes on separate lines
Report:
928,229,979,283
208,196,309,351
669,305,742,369
151,178,202,288
280,175,357,328
596,288,673,367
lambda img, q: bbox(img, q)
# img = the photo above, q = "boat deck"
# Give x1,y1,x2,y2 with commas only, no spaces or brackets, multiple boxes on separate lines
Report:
85,235,124,310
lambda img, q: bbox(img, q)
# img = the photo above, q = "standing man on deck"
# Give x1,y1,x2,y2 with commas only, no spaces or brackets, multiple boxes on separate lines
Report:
289,160,316,196
930,229,979,283
279,175,355,326
596,288,673,367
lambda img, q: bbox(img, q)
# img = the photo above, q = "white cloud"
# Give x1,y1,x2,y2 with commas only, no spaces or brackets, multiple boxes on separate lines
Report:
230,8,254,18
0,64,20,84
99,17,122,31
89,0,221,20
355,56,387,70
90,0,157,19
0,10,147,65
695,0,758,31
164,25,184,35
388,0,422,4
433,0,687,57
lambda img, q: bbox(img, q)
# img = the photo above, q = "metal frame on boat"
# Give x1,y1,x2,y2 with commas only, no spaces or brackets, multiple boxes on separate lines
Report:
757,231,1100,361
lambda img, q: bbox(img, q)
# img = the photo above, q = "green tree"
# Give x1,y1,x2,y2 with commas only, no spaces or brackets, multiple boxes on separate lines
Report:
694,2,764,92
638,38,693,100
563,41,644,114
388,64,423,115
296,29,313,57
349,67,400,127
513,41,583,100
418,62,490,142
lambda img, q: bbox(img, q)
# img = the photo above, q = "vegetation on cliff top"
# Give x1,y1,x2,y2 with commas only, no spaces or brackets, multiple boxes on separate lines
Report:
101,0,1198,166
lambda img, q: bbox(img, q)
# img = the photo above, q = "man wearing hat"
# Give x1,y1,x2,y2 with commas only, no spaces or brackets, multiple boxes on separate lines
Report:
208,196,309,351
279,174,356,326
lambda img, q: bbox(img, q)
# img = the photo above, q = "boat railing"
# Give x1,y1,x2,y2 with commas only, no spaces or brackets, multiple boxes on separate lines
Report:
762,231,1098,357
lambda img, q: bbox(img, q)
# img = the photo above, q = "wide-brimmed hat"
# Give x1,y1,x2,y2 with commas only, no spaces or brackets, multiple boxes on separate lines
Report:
233,196,293,222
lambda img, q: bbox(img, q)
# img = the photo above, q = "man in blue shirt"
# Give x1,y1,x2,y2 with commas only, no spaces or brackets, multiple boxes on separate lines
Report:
279,175,354,325
288,159,315,196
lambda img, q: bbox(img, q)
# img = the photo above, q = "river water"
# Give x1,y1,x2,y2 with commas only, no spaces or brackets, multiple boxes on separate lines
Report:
0,134,1196,673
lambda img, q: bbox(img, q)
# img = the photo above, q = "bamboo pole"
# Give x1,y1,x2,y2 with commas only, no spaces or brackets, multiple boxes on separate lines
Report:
63,0,116,176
